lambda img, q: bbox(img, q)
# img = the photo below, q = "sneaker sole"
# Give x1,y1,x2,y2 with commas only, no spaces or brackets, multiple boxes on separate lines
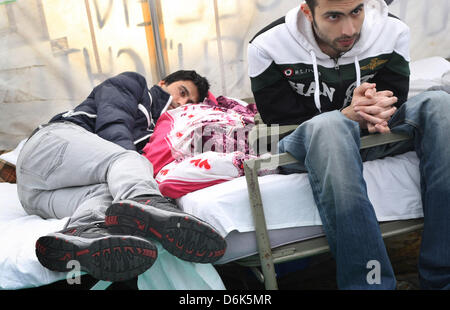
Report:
105,201,226,264
35,234,157,282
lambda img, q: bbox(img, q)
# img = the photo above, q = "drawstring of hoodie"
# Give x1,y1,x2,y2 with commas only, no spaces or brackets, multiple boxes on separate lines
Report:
354,56,361,88
309,51,361,113
310,50,322,113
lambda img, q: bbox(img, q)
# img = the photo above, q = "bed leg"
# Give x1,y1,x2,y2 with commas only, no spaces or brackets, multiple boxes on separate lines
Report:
244,159,278,290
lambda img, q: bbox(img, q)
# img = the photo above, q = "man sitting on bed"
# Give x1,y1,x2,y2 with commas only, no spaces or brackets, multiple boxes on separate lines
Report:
16,70,226,282
248,0,450,289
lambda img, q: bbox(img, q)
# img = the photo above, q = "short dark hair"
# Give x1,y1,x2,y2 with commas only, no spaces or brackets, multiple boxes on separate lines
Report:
305,0,318,15
163,70,210,102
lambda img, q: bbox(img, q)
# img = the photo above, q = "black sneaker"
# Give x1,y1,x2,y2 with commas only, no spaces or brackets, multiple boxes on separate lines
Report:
105,195,227,264
35,222,157,282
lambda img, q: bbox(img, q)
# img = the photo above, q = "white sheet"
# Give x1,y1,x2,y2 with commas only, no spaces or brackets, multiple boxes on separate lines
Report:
408,56,450,98
179,151,424,264
0,183,225,290
0,183,69,289
0,139,25,166
0,153,425,288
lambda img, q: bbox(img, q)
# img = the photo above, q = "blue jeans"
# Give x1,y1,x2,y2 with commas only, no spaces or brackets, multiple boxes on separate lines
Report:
279,90,450,290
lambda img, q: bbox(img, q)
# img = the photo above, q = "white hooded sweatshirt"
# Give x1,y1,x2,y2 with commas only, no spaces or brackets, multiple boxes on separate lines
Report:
248,0,411,125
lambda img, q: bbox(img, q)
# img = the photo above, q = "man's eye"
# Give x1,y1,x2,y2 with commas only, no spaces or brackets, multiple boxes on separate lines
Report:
328,15,339,21
352,8,362,15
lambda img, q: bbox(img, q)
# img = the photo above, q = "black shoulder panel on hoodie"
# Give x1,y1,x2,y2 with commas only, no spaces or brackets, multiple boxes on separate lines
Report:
388,12,400,20
250,16,285,43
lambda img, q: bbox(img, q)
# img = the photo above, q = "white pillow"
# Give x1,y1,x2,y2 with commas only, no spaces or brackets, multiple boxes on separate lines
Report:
0,139,26,166
409,56,450,98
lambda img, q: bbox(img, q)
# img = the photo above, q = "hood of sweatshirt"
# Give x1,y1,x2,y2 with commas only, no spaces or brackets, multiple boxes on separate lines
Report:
286,0,389,60
284,0,389,111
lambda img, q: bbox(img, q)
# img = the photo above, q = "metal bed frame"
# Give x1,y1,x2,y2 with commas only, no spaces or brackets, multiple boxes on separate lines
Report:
237,123,424,290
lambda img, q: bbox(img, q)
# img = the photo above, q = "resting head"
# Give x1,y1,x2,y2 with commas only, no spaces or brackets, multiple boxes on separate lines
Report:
301,0,365,58
158,70,210,110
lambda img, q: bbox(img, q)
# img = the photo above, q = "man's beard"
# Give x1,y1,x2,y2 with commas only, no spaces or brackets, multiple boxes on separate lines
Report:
312,19,360,56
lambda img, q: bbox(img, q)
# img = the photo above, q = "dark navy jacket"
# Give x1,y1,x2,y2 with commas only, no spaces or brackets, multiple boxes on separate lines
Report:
49,72,172,152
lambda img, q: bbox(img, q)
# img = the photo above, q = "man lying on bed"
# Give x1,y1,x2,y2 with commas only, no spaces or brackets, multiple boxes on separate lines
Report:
248,0,450,289
16,70,226,282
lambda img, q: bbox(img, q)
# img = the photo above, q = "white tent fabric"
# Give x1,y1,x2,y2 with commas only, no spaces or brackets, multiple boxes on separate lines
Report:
0,0,449,150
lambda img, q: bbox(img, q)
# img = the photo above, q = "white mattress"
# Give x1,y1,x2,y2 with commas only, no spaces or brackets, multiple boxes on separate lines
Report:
0,151,424,287
178,151,424,264
0,183,69,289
0,183,225,290
408,56,450,98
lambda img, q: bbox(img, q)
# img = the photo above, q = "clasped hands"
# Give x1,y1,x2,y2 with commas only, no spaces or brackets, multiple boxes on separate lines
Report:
342,83,398,134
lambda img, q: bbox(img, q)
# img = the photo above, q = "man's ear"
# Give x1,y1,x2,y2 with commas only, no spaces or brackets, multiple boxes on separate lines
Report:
300,3,314,23
158,80,166,87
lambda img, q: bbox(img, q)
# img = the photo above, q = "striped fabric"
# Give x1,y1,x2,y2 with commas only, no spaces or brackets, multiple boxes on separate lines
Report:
0,151,16,183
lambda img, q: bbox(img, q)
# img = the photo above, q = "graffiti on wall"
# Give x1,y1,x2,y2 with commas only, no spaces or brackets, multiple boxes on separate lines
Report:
166,0,294,96
0,0,449,101
0,0,449,149
167,0,450,96
0,0,152,95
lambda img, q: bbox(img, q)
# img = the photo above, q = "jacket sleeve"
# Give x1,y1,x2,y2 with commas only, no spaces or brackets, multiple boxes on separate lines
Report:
369,24,411,108
368,48,410,108
94,72,149,151
370,66,410,108
248,43,319,125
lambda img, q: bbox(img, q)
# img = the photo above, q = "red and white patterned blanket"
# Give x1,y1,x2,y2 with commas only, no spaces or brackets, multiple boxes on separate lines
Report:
142,96,259,198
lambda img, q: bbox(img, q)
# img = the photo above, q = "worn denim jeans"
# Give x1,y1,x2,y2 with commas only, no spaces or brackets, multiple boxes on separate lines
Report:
279,90,450,290
16,122,161,228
